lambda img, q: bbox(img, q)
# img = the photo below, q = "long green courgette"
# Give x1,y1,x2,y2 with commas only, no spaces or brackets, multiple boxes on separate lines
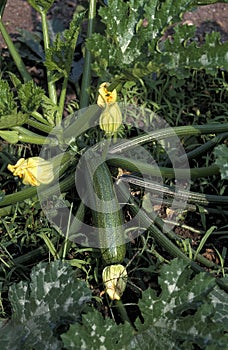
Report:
84,152,128,301
85,152,126,265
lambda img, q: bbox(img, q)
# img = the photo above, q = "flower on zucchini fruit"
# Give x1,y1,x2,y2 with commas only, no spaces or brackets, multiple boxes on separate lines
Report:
97,82,117,107
102,264,128,300
8,157,54,186
97,82,122,136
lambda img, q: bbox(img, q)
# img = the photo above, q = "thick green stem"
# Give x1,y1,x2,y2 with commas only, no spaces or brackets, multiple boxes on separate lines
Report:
182,132,228,161
145,207,220,269
12,126,47,138
108,156,219,179
132,200,203,272
64,104,101,139
0,18,31,82
80,0,96,108
116,182,202,271
118,183,228,291
41,11,57,104
119,175,228,206
0,173,75,208
57,77,68,125
18,134,56,145
110,124,228,154
27,119,52,133
114,300,134,327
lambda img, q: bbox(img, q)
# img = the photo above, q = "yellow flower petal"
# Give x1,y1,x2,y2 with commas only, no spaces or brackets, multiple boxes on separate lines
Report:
97,82,117,107
7,158,26,178
8,157,54,186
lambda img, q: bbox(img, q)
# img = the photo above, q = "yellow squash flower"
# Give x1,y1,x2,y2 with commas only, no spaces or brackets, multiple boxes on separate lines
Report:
102,264,128,300
97,82,117,107
97,82,122,136
8,157,54,186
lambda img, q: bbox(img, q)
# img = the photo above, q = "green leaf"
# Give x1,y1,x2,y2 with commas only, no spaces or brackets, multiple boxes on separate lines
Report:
41,95,59,126
27,0,55,14
0,80,17,115
0,111,28,130
61,259,228,350
88,0,228,80
162,27,228,76
213,144,228,179
16,29,45,62
87,0,197,77
0,261,92,350
44,11,85,82
18,80,45,113
209,285,228,329
61,309,134,350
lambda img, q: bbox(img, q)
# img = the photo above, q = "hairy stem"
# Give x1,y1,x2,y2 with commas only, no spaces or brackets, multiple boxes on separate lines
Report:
41,11,57,105
80,0,96,108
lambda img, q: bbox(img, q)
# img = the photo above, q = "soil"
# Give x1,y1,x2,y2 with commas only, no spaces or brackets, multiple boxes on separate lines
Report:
0,0,228,49
0,0,78,49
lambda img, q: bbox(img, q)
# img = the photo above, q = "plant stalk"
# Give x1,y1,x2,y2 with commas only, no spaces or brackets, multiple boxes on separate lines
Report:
0,173,75,208
108,156,219,179
40,11,57,105
119,175,228,206
27,119,53,133
0,18,31,82
80,0,96,108
109,124,228,154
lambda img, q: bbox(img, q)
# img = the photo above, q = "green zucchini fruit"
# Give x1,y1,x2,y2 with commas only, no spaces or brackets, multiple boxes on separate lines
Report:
85,153,126,265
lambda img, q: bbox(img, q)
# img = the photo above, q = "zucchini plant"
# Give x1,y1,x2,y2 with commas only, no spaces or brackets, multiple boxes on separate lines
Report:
0,0,227,342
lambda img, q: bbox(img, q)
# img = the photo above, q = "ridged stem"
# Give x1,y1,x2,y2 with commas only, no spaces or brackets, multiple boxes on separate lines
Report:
80,0,96,108
0,173,75,208
110,124,228,154
40,11,57,105
108,156,219,179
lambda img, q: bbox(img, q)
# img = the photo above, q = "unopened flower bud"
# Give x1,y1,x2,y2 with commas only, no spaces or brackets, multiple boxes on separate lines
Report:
102,264,127,300
99,103,122,136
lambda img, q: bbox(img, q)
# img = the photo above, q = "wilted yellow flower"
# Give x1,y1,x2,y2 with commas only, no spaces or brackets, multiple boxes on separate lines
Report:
102,264,128,300
8,157,54,186
97,82,117,107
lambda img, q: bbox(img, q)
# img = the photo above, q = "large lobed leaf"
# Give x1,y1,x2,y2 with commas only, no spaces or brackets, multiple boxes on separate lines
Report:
87,0,228,79
213,144,228,180
44,11,85,82
0,261,92,350
62,259,228,350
